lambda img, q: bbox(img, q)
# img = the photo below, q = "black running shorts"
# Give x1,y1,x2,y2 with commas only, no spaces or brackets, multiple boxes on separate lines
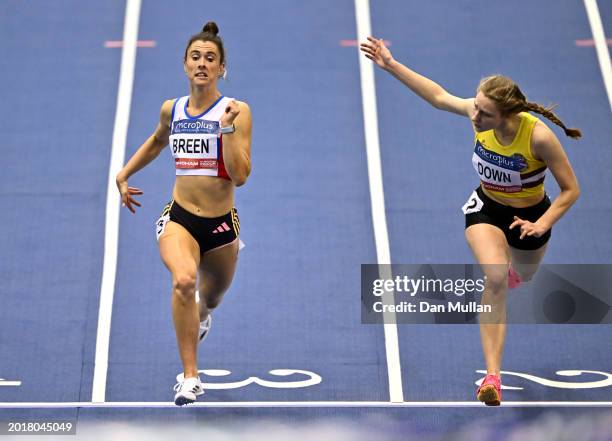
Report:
463,186,551,250
156,200,240,254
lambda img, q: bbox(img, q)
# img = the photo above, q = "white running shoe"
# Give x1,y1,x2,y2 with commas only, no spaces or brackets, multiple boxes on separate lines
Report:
199,314,212,343
173,376,204,406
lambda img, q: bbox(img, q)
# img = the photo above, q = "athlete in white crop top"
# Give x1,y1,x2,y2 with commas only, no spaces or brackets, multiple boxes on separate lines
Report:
115,21,252,406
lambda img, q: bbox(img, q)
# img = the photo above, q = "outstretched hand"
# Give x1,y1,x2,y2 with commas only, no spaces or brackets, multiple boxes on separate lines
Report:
509,216,548,239
360,36,394,69
116,179,143,214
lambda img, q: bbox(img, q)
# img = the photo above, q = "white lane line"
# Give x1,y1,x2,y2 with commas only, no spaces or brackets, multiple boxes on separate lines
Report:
354,0,404,403
1,401,612,408
584,0,612,112
92,0,142,403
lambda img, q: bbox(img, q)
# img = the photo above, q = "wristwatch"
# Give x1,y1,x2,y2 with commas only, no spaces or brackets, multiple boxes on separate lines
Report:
219,124,235,135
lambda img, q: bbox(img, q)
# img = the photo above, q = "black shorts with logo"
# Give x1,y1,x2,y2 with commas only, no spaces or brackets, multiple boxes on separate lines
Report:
463,186,551,250
156,200,240,254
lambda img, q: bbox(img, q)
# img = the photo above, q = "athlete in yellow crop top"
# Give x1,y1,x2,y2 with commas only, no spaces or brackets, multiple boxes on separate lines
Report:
473,111,547,199
361,37,580,406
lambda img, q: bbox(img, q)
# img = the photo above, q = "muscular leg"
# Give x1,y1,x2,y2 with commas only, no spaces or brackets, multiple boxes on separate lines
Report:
465,224,510,376
198,239,239,322
509,243,548,282
159,222,201,379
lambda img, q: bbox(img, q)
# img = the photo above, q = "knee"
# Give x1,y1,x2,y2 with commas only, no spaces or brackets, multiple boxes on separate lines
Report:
484,270,508,296
205,295,223,310
172,272,197,301
200,281,231,310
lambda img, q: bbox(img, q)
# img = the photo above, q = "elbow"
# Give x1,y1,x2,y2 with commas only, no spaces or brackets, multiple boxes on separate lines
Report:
570,178,580,203
233,177,247,187
430,90,452,111
425,86,443,109
572,185,580,203
430,93,448,111
562,183,580,205
431,97,443,110
232,168,251,187
227,155,251,187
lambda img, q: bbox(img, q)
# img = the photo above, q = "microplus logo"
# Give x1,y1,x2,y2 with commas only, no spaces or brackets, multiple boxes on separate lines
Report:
475,143,525,171
172,119,219,134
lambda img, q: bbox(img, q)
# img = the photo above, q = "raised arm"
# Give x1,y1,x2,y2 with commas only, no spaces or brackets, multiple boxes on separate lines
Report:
115,99,173,212
219,100,252,187
360,37,473,117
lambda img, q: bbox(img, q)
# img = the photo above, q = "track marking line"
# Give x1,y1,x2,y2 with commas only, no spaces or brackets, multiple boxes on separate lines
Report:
105,40,156,48
340,39,391,47
2,401,612,409
92,0,142,404
584,0,612,112
575,38,612,47
354,0,404,403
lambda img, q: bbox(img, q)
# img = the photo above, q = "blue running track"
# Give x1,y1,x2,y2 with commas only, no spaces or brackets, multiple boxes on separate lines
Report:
1,0,611,439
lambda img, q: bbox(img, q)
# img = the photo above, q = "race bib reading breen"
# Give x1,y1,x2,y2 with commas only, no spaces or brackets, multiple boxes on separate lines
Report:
170,119,220,171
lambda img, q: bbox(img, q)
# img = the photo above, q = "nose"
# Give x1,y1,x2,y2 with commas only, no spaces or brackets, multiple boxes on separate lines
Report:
471,110,480,124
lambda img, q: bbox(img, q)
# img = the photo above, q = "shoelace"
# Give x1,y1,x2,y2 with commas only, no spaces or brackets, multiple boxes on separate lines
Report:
173,380,201,393
479,374,501,391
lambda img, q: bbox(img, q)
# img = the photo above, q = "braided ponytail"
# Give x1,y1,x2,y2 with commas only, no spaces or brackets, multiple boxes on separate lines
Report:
523,102,582,139
478,75,582,139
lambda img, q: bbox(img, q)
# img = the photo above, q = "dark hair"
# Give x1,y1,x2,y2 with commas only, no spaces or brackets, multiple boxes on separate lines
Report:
478,75,582,139
183,21,226,65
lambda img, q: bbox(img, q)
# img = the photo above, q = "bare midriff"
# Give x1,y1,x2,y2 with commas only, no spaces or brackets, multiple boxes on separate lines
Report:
173,175,234,217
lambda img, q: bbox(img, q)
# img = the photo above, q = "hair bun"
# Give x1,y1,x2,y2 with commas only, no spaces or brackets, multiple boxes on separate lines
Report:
202,21,219,36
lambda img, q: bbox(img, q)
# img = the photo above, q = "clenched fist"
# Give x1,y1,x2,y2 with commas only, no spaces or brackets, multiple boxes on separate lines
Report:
220,100,241,128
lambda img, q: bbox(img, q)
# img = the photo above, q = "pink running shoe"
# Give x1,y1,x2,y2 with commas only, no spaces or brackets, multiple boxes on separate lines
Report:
508,266,522,289
477,374,502,406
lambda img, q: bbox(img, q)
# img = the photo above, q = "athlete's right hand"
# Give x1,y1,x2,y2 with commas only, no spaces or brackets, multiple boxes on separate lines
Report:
116,177,143,214
360,37,394,69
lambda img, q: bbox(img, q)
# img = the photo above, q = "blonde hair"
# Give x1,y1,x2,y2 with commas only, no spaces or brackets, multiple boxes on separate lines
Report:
477,75,582,139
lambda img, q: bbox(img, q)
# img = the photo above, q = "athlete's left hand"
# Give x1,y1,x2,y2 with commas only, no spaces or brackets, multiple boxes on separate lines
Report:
220,100,240,127
509,216,549,239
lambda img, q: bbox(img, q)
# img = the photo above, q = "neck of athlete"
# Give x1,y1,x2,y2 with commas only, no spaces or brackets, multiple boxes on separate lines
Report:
188,83,222,113
493,113,522,146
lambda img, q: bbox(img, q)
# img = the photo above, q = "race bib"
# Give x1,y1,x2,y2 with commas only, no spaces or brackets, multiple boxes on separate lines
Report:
472,142,526,193
462,190,484,215
170,133,219,170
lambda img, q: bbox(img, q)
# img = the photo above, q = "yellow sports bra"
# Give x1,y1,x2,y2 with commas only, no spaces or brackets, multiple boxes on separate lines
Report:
472,112,547,198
